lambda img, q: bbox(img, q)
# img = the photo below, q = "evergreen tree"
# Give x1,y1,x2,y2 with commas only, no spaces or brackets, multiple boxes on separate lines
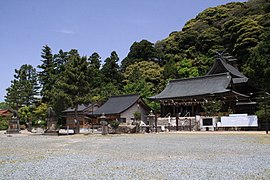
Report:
87,52,104,102
53,49,91,121
244,29,270,91
5,64,39,109
88,52,101,70
121,40,157,70
5,80,21,110
163,58,178,79
38,45,55,103
101,51,123,86
54,49,68,74
88,52,102,88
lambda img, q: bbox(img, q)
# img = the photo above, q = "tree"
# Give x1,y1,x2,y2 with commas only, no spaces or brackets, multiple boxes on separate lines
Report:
176,58,199,78
163,58,178,79
202,99,223,116
98,51,123,102
18,106,34,127
0,115,9,130
123,61,164,93
0,102,8,109
88,52,101,70
38,45,55,103
121,40,157,70
5,80,21,110
88,52,103,99
123,61,164,110
101,51,123,88
34,103,48,121
54,49,68,74
53,49,92,122
243,29,270,91
154,40,166,65
5,64,39,109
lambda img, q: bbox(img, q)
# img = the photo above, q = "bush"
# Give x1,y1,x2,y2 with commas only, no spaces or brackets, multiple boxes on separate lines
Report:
0,118,8,130
33,120,46,128
110,121,120,130
38,120,46,128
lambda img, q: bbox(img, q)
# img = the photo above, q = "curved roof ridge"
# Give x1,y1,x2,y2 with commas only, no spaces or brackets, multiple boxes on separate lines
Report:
169,72,229,83
150,73,232,100
218,59,247,78
207,58,248,84
110,94,140,98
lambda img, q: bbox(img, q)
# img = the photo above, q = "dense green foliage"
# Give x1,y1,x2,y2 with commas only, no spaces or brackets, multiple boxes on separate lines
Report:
0,102,8,110
0,116,8,130
158,0,270,89
38,45,56,103
4,0,270,122
52,50,92,120
256,94,270,121
5,64,39,109
202,100,223,116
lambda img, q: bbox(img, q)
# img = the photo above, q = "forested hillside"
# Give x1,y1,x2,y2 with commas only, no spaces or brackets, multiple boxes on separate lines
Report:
157,0,270,89
4,0,270,123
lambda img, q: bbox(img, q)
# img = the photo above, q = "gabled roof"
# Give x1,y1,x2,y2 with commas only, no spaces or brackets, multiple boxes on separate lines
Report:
150,73,233,100
207,58,248,84
63,104,95,113
91,94,145,116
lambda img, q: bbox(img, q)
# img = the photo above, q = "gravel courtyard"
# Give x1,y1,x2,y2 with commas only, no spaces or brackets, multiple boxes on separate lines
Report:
0,131,270,180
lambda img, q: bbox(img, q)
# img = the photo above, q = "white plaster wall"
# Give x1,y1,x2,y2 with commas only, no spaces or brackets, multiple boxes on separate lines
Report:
120,103,148,125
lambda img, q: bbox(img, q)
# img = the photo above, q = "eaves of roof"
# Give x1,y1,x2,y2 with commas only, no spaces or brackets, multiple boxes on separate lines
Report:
149,73,232,100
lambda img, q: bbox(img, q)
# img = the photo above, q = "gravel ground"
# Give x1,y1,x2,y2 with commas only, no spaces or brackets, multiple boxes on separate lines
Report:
0,131,270,180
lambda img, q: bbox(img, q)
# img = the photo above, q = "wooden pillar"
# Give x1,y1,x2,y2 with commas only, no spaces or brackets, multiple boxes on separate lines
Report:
161,104,164,117
173,105,176,117
192,104,195,116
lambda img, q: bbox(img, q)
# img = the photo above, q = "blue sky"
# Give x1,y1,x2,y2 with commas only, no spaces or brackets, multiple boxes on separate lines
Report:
0,0,247,102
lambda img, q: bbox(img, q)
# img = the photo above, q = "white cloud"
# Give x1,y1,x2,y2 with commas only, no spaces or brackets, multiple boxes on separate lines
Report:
58,29,75,35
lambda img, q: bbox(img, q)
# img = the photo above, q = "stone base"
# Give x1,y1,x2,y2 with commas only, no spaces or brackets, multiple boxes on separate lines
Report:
43,129,59,136
5,129,20,134
42,132,59,136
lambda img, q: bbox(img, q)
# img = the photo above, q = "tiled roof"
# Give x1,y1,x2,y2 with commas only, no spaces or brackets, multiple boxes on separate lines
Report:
0,109,12,117
207,58,248,84
91,94,142,116
63,104,93,113
150,73,233,100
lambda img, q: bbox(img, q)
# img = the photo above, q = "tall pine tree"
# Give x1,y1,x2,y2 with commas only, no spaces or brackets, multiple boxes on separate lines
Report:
38,45,55,103
53,49,91,121
100,51,123,100
5,64,39,109
101,51,123,86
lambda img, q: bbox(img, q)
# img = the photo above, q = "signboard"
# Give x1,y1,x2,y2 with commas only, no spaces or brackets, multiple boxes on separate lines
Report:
221,115,258,127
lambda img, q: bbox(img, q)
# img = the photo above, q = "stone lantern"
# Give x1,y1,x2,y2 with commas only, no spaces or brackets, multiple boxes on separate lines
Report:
100,113,108,135
6,110,20,134
148,110,155,132
44,107,58,135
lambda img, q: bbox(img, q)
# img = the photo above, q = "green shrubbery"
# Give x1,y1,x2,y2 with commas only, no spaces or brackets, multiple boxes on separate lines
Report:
0,117,8,130
109,121,120,133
